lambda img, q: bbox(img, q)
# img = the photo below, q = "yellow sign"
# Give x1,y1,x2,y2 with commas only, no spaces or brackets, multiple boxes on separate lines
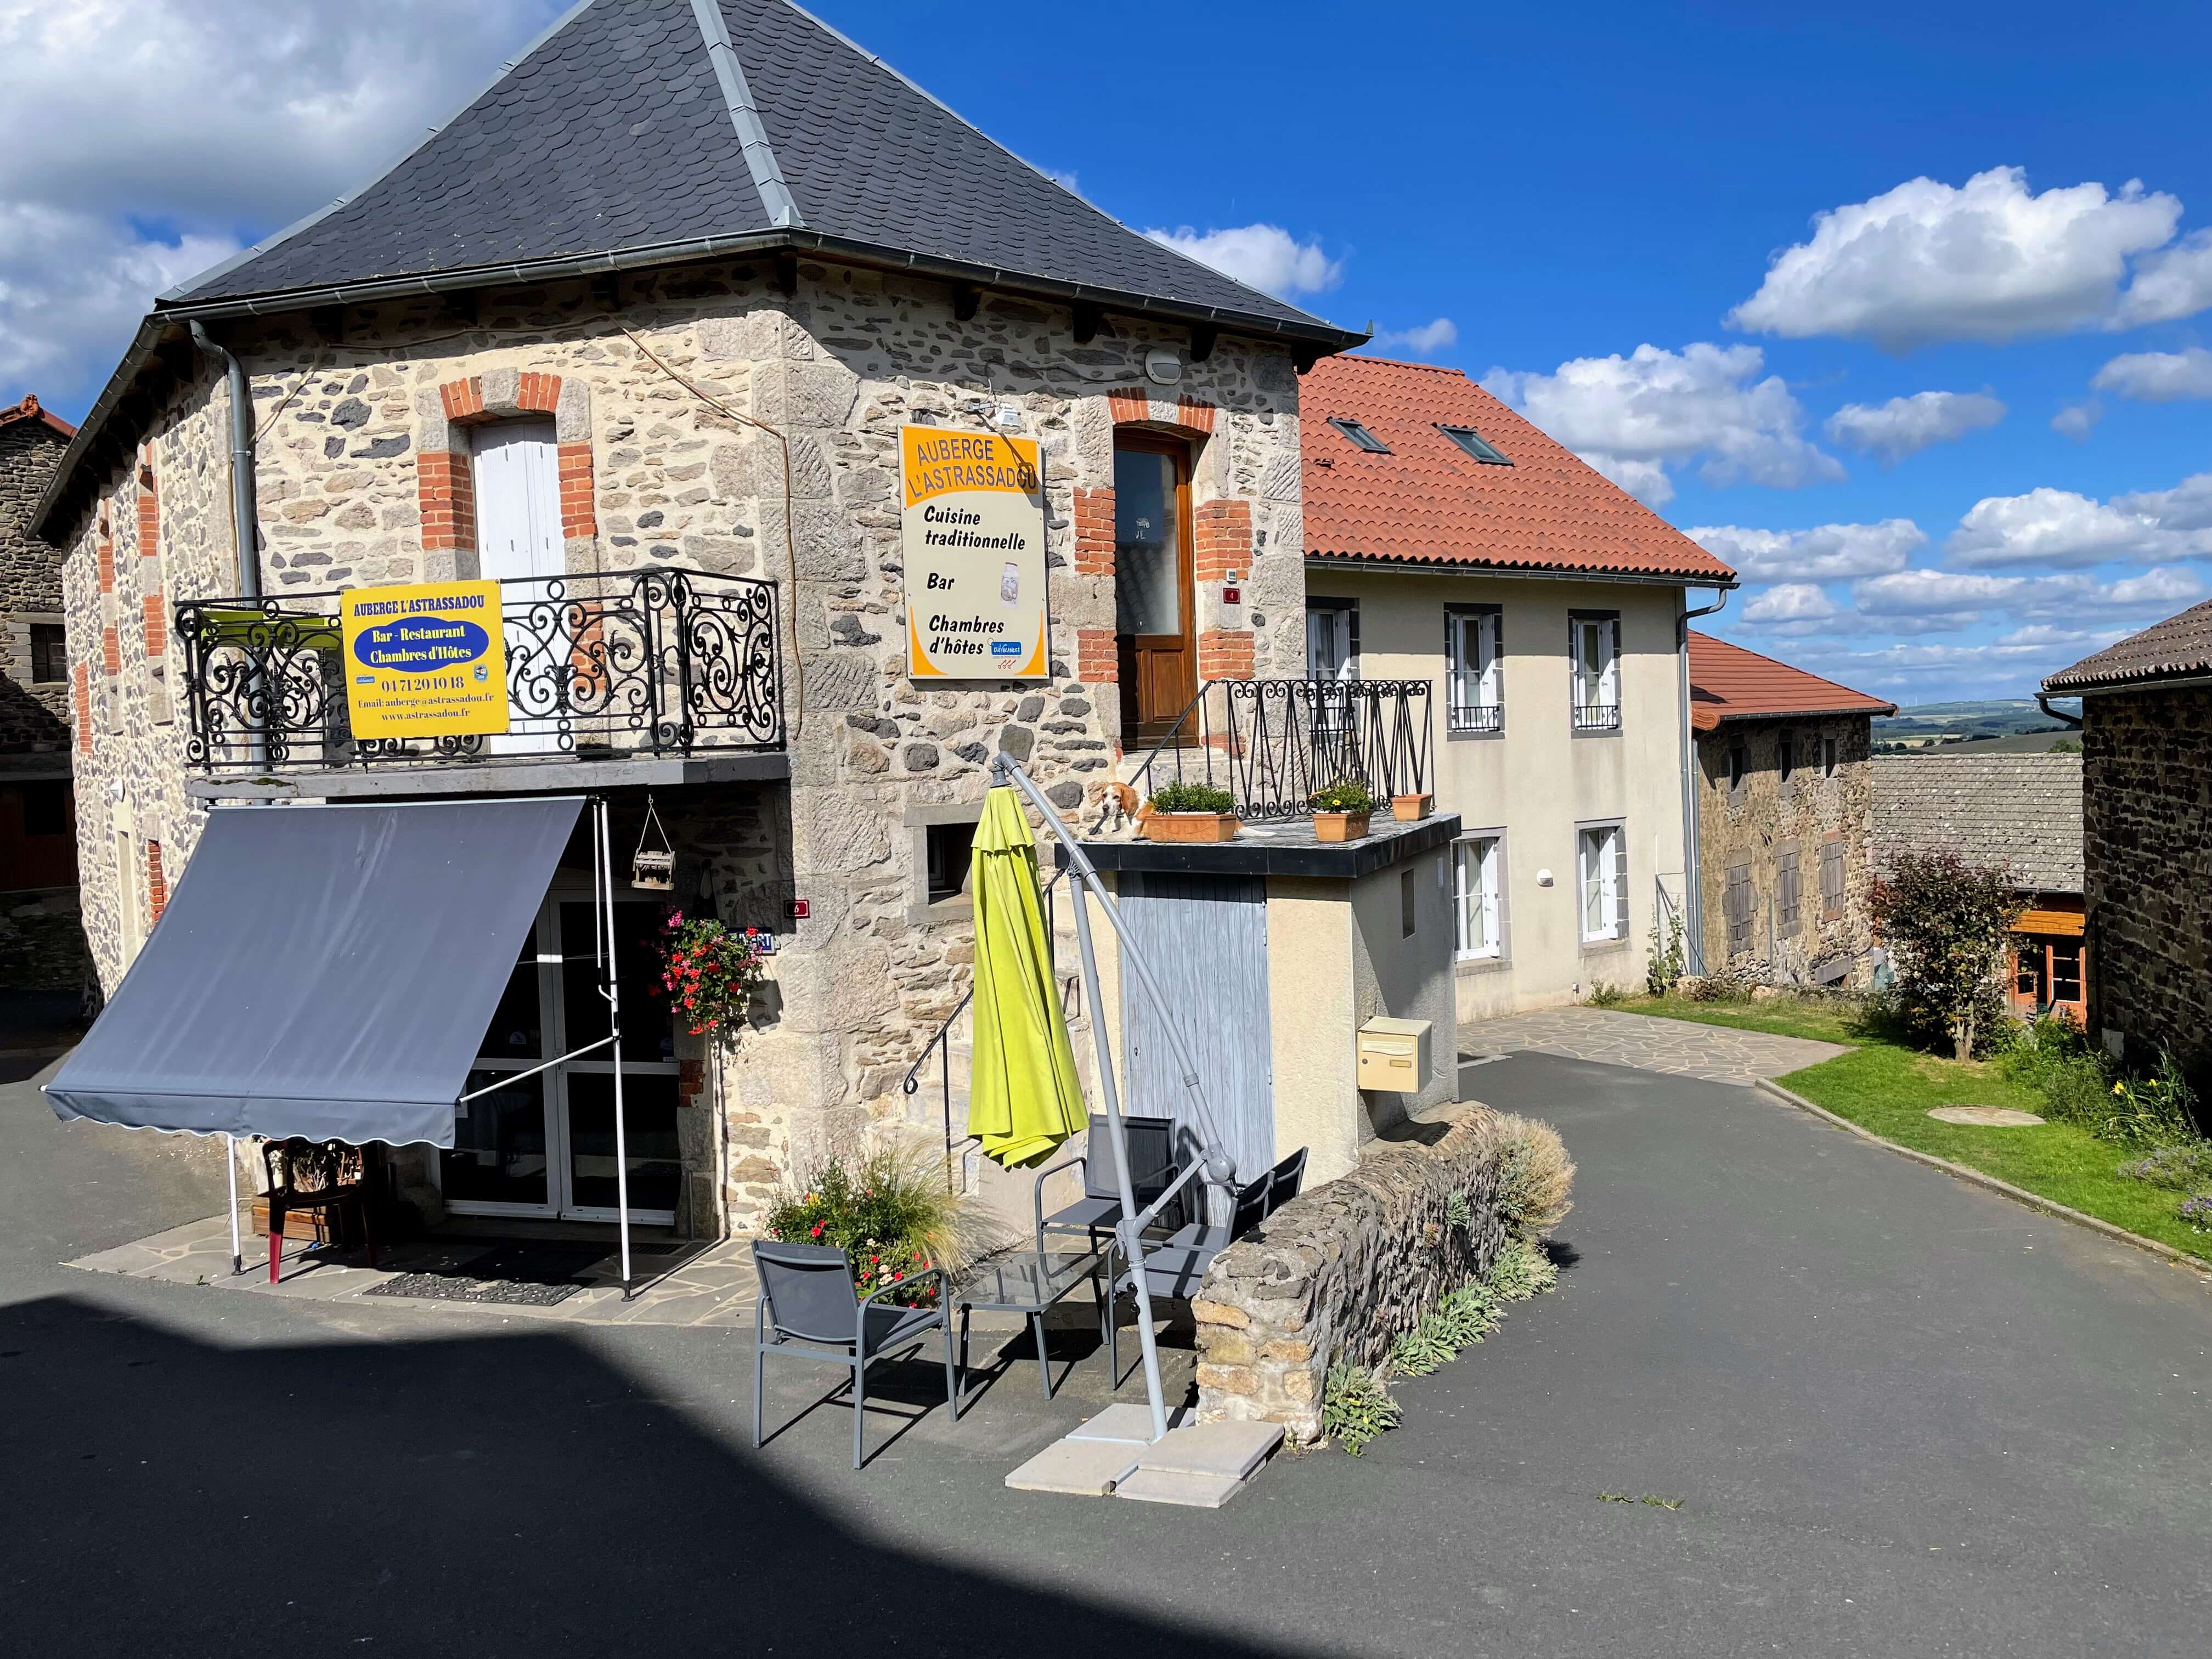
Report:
339,580,509,739
901,425,1048,680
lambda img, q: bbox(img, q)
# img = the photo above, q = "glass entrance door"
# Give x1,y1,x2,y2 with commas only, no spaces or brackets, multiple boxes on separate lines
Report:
439,893,681,1224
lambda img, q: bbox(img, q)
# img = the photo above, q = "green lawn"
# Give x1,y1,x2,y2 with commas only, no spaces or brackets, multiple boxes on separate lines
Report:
1618,994,2212,1263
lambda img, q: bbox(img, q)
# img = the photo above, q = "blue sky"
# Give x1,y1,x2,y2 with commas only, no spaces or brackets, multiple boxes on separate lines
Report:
5,0,2208,703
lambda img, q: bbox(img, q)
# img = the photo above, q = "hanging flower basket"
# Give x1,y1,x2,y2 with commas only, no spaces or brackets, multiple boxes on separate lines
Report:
653,911,769,1040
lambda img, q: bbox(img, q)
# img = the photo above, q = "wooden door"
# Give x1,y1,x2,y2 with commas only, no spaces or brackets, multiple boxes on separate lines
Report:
1114,435,1196,742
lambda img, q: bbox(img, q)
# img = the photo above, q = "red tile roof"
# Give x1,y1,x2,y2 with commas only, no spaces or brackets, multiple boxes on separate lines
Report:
1300,354,1736,582
0,393,76,439
1688,631,1895,731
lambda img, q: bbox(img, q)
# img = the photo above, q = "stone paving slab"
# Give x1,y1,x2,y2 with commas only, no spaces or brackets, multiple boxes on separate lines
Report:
1066,1402,1188,1443
1004,1437,1143,1496
1131,1420,1282,1481
1112,1467,1247,1508
1459,1007,1848,1085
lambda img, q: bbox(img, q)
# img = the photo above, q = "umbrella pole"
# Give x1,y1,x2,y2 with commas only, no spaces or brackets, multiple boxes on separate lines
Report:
1068,872,1169,1442
226,1134,241,1276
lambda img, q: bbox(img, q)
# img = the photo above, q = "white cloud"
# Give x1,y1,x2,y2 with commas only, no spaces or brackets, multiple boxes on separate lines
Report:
2051,403,2101,439
0,1,565,404
1482,342,1842,506
2091,346,2212,401
1947,477,2212,568
1142,223,1344,298
1741,583,1837,623
1042,168,1081,194
1855,569,2030,616
1824,391,2005,464
1853,565,2203,619
1372,317,1458,354
1686,519,1923,582
1725,167,2198,350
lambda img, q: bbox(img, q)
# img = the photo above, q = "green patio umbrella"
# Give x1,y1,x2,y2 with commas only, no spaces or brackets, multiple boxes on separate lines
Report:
964,785,1087,1169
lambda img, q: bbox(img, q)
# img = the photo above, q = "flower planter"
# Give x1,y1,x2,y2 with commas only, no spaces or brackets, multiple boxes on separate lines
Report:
1311,811,1371,843
1390,793,1434,822
1140,811,1242,844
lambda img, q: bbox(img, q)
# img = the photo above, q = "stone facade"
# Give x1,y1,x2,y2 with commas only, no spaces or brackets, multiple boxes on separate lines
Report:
53,256,1306,1231
2081,686,2212,1081
1192,1111,1511,1443
1695,716,1877,984
2,405,74,758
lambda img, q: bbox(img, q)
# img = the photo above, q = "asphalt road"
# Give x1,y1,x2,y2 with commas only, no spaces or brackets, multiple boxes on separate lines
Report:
4,1045,2208,1657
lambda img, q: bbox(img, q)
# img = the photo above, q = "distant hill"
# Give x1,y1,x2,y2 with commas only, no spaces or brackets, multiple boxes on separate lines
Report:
1872,698,2083,755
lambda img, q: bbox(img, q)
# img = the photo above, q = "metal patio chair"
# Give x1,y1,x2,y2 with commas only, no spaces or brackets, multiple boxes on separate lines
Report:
1264,1146,1308,1215
1031,1113,1184,1253
751,1240,958,1470
1105,1170,1274,1386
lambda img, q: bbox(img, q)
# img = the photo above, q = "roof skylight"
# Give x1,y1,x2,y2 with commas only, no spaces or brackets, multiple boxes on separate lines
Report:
1327,417,1391,454
1438,424,1511,465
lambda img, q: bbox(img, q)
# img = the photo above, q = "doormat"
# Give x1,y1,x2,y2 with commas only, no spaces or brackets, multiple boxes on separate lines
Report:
363,1242,617,1306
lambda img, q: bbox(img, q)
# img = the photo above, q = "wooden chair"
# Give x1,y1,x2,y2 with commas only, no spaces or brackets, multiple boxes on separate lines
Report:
263,1139,377,1283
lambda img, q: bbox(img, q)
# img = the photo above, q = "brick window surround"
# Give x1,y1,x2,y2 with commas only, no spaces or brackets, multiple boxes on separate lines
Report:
137,459,164,658
146,841,167,924
417,371,595,565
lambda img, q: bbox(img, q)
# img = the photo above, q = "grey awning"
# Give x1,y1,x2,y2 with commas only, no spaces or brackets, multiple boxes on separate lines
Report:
46,795,582,1147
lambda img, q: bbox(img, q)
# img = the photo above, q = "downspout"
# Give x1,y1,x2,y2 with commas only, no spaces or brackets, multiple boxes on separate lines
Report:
1678,587,1728,974
2035,692,2082,729
190,323,259,599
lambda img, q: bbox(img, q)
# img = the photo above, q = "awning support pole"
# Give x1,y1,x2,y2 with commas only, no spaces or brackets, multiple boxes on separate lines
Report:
453,1035,615,1103
596,798,633,1298
226,1134,241,1276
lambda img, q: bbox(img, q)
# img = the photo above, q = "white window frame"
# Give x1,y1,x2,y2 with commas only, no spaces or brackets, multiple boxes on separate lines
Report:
1454,833,1504,960
1570,612,1620,732
1446,607,1502,735
1578,821,1626,944
1305,600,1359,681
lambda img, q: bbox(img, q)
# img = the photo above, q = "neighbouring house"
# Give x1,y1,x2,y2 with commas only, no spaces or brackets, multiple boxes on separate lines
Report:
1688,631,1893,986
1293,353,1737,1019
1872,752,2086,1026
35,0,1367,1237
1,393,84,986
2045,602,2212,1076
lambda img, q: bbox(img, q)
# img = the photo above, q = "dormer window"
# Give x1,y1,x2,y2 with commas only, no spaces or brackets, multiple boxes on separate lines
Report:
1326,417,1391,454
1438,424,1510,465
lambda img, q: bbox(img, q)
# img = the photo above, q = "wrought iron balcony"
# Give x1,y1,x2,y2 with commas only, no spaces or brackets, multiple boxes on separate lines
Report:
1447,700,1503,735
1124,677,1434,820
1572,701,1621,733
177,568,782,775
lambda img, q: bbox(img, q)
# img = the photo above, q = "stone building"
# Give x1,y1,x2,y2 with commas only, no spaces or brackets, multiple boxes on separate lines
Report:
2045,604,2212,1078
1,393,81,942
1689,632,1891,985
1871,752,2085,1024
32,0,1359,1235
1293,354,1739,1016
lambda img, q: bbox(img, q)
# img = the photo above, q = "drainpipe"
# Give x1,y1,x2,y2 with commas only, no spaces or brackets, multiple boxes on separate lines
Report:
2035,692,2082,730
1678,587,1729,974
191,322,259,599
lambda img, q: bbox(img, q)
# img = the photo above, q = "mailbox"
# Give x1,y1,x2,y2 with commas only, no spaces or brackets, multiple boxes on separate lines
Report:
1357,1016,1431,1092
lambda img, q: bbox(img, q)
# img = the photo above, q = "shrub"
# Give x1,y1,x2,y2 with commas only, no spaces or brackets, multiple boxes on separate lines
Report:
1646,910,1687,996
2117,1141,2212,1190
1491,1237,1559,1301
1444,1189,1472,1231
763,1143,985,1305
1147,780,1234,815
1309,778,1377,814
2006,1020,2200,1146
2106,1052,2201,1146
1869,850,2024,1060
1433,1281,1503,1348
2180,1193,2212,1234
1588,980,1629,1008
1321,1364,1400,1454
1488,1114,1576,1240
1388,1320,1457,1378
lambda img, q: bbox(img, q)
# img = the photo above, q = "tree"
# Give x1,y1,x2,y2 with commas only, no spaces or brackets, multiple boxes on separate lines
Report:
1870,850,2024,1060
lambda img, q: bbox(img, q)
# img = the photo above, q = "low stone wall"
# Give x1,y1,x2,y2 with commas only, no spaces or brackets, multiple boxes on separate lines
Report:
1193,1112,1513,1443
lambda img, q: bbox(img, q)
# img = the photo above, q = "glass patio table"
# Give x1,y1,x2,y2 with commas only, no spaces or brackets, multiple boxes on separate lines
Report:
953,1246,1110,1401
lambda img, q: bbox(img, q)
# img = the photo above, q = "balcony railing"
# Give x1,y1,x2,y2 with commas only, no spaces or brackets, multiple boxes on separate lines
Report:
1572,701,1621,733
1448,700,1503,735
177,568,782,773
1123,678,1434,821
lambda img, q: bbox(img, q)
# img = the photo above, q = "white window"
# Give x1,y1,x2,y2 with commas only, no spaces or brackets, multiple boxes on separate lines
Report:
1454,835,1503,959
1446,609,1501,733
473,418,564,584
1306,601,1358,680
1578,823,1624,943
1571,614,1619,730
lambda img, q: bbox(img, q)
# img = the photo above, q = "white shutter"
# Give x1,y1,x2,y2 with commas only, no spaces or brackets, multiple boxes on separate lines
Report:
1599,618,1620,709
1480,839,1501,953
1611,825,1628,940
1478,612,1500,706
473,419,563,583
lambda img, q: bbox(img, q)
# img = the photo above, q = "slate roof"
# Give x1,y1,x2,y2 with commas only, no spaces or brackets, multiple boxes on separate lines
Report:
1300,355,1738,582
166,0,1348,347
2043,599,2212,694
1872,753,2083,895
1686,632,1894,731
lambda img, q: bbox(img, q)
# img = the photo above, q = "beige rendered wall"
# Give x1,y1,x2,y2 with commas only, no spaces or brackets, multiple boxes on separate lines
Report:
1345,847,1458,1129
1263,879,1359,1184
1308,569,1691,1019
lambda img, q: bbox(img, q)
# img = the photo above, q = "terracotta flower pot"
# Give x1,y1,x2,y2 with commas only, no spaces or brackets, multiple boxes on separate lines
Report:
1141,811,1242,844
1390,793,1434,822
1311,810,1371,843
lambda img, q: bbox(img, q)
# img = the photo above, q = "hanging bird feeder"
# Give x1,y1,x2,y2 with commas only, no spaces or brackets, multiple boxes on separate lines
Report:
630,796,675,890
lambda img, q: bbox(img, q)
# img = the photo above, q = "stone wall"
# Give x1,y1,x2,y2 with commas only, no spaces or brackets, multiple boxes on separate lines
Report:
2,414,74,755
1695,715,1877,984
50,253,1306,1229
2083,686,2212,1083
1192,1111,1511,1443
